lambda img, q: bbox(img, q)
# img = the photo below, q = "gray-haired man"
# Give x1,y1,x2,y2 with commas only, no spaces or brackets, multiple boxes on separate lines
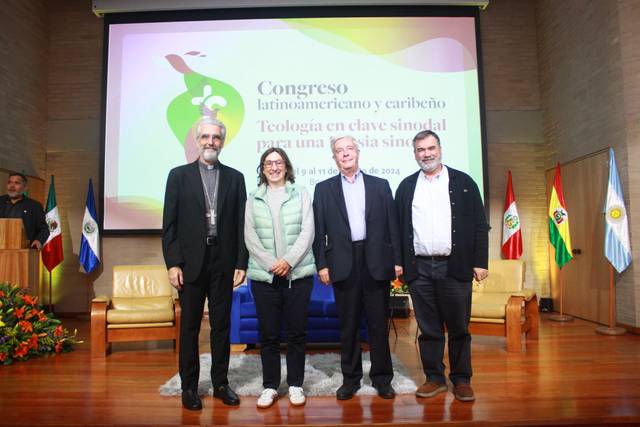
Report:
162,117,248,410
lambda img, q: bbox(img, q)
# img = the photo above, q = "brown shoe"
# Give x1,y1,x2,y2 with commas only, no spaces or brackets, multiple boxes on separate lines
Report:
453,383,475,402
415,381,448,398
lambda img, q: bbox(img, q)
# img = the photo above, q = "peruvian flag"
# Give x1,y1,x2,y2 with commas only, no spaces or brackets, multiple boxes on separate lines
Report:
501,170,523,259
42,176,64,272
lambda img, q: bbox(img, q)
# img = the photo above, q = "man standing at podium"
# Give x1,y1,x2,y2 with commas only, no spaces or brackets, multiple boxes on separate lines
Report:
0,172,49,249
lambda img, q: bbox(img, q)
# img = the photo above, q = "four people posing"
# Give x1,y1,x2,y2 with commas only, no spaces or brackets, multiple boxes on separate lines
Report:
162,121,488,410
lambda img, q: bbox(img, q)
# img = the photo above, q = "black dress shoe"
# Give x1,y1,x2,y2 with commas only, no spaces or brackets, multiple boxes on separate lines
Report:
213,384,240,406
181,390,202,411
336,384,360,400
373,383,396,399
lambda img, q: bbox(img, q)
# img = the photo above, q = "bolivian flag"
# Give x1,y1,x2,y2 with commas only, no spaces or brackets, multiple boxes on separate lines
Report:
548,163,573,268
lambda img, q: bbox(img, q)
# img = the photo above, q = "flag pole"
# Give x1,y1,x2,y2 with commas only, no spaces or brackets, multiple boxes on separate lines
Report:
596,264,625,335
549,266,573,322
48,269,53,313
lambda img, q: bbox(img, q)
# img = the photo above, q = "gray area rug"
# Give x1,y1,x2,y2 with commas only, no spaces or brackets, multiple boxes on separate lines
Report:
160,352,417,396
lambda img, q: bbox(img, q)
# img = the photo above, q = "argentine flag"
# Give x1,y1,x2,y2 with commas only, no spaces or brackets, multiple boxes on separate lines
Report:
604,148,632,273
80,179,101,273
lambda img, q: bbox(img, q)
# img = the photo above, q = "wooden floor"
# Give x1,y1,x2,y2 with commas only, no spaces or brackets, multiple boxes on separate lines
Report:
1,314,640,426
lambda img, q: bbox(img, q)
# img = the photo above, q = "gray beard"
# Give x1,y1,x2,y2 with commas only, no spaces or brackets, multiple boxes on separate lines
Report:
202,149,219,163
417,158,441,173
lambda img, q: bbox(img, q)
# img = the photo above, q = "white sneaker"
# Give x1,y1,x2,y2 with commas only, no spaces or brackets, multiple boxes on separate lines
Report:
257,388,278,408
288,386,306,406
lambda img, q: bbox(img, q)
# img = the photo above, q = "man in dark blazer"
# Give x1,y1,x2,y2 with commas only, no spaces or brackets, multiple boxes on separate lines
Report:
395,130,489,402
313,135,402,400
162,117,248,410
0,172,49,249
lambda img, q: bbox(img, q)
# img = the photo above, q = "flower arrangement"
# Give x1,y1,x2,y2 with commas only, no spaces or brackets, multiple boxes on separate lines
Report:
0,283,81,365
390,278,409,295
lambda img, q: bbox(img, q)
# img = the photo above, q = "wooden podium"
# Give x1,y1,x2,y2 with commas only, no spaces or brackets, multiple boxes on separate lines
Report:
0,219,40,297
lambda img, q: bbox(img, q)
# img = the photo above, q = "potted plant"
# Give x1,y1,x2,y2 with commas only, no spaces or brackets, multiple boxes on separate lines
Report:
0,283,81,365
389,278,410,318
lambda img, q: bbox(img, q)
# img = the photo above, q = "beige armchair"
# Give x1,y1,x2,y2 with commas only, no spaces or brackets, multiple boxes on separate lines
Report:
470,259,538,352
91,265,180,358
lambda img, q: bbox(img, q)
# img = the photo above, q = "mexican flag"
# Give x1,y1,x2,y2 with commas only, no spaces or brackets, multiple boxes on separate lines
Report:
501,170,523,259
548,163,572,268
42,176,63,272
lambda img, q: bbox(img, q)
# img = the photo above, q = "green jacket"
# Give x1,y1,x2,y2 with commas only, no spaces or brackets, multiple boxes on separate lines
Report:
247,183,316,283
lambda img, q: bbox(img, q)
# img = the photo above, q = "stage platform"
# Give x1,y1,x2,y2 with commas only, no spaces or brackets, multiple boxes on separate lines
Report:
1,314,639,426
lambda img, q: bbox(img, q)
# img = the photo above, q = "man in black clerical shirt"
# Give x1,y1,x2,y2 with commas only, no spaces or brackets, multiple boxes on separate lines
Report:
0,173,49,249
162,117,248,410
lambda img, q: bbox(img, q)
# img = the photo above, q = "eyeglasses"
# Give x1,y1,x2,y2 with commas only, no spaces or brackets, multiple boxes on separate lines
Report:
263,160,284,168
333,145,358,155
199,133,223,142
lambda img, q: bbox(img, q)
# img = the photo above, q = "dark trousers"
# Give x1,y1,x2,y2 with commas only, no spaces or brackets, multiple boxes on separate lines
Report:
333,242,393,387
178,243,233,392
251,276,313,389
409,257,472,385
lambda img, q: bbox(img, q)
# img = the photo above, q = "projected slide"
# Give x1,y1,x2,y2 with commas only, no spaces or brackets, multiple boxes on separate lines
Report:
104,15,483,231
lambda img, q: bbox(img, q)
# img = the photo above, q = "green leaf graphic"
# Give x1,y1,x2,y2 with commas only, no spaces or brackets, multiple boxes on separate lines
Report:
165,54,245,160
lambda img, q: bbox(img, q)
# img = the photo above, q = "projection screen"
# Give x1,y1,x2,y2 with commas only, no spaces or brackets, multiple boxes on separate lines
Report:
102,7,487,232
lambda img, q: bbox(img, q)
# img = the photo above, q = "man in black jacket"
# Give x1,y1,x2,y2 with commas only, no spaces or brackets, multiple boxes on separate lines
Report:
313,135,402,400
395,130,489,402
162,117,248,410
0,173,49,248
